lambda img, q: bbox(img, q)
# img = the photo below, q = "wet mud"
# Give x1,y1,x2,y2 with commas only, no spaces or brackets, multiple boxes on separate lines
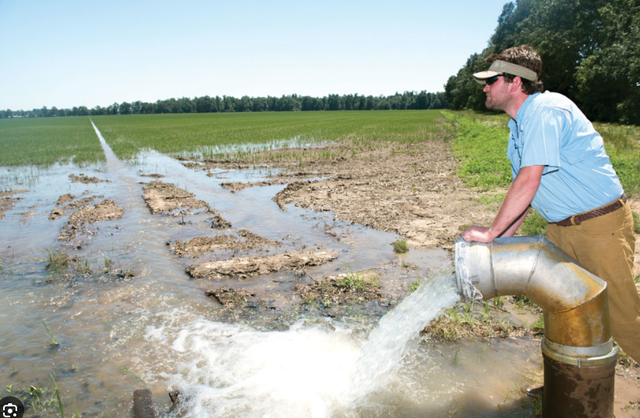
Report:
0,189,27,220
58,198,124,241
186,249,339,280
142,179,210,215
199,139,497,251
69,173,110,184
171,229,281,258
294,268,383,306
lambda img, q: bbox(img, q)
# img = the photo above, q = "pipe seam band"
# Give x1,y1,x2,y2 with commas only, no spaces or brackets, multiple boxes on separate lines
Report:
542,338,618,368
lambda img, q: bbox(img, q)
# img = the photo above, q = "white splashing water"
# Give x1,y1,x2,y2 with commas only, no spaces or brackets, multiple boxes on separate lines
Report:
143,267,460,417
349,267,460,401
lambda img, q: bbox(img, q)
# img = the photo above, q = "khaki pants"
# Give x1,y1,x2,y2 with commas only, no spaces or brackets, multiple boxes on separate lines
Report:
546,200,640,363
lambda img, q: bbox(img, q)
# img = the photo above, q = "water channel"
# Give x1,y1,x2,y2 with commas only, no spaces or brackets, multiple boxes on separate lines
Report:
0,125,542,417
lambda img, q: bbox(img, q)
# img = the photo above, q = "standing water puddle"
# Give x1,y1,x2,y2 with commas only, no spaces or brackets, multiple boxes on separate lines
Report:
0,125,542,417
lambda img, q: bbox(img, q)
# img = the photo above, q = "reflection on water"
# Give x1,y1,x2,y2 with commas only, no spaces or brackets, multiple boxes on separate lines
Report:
0,126,541,417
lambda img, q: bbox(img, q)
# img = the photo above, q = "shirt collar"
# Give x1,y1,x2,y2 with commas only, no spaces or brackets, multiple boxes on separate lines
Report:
514,92,541,125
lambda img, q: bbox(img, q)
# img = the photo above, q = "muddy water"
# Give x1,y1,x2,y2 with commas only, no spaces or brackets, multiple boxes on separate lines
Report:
0,125,542,417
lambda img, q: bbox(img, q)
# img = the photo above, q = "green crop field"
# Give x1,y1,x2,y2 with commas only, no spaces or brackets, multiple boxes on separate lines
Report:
2,110,638,202
91,110,445,160
0,117,103,166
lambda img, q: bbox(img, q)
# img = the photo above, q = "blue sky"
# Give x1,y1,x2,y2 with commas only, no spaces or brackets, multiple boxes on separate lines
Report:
0,0,509,111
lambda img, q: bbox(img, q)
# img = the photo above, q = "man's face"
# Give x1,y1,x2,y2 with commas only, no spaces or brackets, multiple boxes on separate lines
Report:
483,75,510,111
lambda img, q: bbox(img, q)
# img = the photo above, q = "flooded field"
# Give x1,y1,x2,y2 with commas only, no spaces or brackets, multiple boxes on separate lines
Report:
0,122,549,417
7,118,639,417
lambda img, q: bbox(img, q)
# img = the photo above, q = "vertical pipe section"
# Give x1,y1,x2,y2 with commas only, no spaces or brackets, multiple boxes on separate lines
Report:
454,235,618,418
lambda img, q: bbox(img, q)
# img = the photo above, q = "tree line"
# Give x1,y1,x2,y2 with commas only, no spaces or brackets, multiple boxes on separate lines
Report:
445,0,640,125
0,91,447,119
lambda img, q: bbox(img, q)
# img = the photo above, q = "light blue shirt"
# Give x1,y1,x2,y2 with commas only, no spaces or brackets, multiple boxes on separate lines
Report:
507,92,623,222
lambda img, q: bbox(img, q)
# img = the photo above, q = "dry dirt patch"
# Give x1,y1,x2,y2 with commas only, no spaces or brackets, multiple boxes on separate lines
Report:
50,194,106,221
268,139,497,251
196,138,493,251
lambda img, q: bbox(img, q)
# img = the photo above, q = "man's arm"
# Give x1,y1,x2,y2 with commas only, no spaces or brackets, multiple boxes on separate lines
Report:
462,165,544,242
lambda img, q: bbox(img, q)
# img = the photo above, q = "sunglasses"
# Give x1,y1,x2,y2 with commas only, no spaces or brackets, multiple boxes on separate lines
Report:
485,75,504,86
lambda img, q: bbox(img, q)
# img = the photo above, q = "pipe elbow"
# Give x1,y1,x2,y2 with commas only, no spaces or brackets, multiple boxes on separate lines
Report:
455,235,610,346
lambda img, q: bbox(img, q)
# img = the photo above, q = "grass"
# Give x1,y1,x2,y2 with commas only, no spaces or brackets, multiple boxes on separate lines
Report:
118,365,145,383
1,111,448,168
41,319,58,347
46,249,71,279
50,373,64,418
596,123,640,197
391,239,408,253
336,264,381,292
0,117,104,166
408,278,421,293
445,111,512,191
5,377,83,418
424,301,517,342
91,110,445,161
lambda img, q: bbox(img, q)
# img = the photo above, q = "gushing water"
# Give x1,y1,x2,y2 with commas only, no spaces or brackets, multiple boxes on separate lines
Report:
350,267,460,401
138,268,461,417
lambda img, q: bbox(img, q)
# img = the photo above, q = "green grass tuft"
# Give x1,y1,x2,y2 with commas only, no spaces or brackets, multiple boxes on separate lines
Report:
391,239,408,253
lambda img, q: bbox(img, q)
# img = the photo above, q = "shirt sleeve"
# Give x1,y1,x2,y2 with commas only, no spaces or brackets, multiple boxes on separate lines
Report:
520,106,571,174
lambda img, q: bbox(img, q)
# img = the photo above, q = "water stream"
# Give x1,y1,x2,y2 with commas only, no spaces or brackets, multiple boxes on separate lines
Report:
0,125,542,417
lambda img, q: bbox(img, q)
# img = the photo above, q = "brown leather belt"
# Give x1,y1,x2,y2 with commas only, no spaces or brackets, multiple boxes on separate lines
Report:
554,194,627,226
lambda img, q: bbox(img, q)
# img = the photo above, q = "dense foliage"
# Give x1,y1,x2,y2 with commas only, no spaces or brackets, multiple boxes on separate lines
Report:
445,0,640,125
0,91,447,119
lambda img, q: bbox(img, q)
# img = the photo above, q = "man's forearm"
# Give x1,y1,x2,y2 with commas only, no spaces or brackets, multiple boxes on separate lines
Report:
487,165,543,239
500,206,530,237
462,165,544,243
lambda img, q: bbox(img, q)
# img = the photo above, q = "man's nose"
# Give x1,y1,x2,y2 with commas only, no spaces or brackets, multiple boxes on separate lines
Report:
483,83,490,92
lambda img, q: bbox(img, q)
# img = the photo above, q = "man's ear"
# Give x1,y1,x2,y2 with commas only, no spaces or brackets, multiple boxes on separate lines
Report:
510,76,524,93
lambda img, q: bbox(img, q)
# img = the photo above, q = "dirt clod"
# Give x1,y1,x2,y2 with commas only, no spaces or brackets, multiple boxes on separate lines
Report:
186,250,338,279
205,287,256,308
294,269,383,306
70,174,109,184
172,229,280,257
58,199,124,241
142,180,210,215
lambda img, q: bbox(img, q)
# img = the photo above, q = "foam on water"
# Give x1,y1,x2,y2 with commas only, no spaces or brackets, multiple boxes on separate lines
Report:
146,318,362,417
141,267,460,417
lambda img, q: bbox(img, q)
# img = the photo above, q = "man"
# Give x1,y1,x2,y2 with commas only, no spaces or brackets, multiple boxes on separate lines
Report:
462,45,640,364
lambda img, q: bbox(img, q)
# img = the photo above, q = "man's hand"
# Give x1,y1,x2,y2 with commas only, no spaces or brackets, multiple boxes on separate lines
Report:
462,226,495,242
